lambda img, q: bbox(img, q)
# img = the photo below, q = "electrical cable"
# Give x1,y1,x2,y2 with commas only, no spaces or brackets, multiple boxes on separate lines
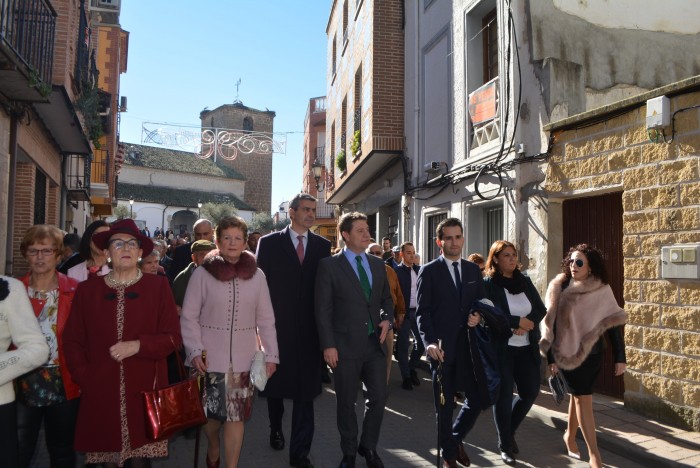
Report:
665,104,700,144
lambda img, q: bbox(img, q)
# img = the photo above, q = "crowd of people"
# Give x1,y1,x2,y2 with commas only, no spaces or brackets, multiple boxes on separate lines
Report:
0,193,627,468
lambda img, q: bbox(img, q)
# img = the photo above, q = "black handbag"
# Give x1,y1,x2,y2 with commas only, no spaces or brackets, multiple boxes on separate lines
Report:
548,371,570,405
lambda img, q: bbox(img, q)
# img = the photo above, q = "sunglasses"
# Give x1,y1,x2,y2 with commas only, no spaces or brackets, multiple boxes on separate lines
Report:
569,259,584,267
369,250,383,256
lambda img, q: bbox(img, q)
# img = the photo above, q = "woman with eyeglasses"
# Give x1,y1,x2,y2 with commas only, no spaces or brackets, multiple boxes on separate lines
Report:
63,219,181,468
16,225,80,468
482,241,546,466
540,244,627,468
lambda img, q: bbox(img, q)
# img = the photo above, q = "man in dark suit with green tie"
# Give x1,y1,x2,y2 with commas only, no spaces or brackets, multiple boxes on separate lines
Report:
315,212,394,468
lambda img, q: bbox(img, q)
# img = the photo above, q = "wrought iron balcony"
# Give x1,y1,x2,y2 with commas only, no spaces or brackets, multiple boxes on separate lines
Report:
314,145,326,162
315,199,335,219
0,0,57,101
91,149,110,185
65,154,90,201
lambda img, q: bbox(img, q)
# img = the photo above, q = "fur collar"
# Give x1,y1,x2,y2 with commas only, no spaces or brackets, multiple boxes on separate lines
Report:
201,249,257,282
539,273,627,370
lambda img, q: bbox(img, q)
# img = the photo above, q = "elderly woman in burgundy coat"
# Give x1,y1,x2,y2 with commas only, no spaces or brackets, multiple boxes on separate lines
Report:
181,216,278,468
63,219,181,468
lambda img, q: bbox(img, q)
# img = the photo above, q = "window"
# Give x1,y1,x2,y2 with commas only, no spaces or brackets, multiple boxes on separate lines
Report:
332,35,337,76
243,117,254,132
426,212,448,262
466,2,500,151
341,96,347,153
485,205,503,253
342,0,349,45
330,122,335,172
34,169,47,225
482,8,498,83
354,64,362,133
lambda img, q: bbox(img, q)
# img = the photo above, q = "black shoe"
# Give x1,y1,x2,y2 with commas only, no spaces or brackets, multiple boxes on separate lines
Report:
401,378,413,390
410,369,421,386
339,455,355,468
511,436,519,454
290,456,314,467
500,451,516,466
270,429,285,450
357,446,384,468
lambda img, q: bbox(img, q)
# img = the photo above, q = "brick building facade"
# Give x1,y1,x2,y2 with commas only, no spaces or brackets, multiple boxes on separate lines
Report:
325,0,405,243
543,77,700,430
199,102,275,214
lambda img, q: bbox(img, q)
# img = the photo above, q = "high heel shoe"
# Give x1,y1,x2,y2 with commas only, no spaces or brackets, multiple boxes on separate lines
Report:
563,431,581,460
206,453,220,468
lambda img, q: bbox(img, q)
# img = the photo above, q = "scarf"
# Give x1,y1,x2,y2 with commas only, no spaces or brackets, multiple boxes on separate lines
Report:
201,249,257,282
539,273,627,370
491,269,526,295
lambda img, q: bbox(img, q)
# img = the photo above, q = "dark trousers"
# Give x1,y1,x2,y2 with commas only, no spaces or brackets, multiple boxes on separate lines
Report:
493,345,541,452
333,335,387,456
17,398,79,468
397,309,425,379
267,397,315,459
0,401,19,467
431,362,482,461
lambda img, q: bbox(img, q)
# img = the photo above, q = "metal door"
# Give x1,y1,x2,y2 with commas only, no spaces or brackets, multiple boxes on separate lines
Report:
562,192,624,398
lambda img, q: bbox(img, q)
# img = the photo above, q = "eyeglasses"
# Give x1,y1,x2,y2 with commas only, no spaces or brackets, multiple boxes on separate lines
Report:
26,248,56,257
369,250,382,256
109,239,140,250
569,259,584,267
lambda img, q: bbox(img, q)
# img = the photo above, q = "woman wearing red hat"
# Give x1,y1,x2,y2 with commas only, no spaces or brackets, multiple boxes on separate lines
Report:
63,219,181,467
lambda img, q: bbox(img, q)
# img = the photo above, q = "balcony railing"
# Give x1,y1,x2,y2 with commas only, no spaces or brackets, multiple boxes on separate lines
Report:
314,145,325,162
312,97,326,113
468,77,500,149
353,108,361,132
91,149,110,185
65,154,90,201
315,199,335,219
0,0,56,83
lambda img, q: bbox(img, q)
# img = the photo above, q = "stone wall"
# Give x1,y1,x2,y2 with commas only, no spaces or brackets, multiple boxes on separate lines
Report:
544,87,700,430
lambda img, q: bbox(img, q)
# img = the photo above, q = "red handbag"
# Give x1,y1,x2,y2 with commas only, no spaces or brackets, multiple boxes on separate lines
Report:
142,338,206,441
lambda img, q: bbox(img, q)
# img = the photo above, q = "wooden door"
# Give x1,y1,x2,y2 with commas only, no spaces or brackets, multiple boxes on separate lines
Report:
562,192,624,398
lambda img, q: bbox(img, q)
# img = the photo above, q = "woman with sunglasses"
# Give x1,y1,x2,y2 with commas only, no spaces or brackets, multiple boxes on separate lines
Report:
540,244,627,468
16,225,80,468
483,240,546,466
63,219,181,468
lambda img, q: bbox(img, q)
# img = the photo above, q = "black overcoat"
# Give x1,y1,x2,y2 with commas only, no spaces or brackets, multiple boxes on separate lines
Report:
256,227,331,400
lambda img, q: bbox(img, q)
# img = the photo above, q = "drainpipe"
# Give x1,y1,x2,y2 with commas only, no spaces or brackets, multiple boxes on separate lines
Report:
5,111,19,276
161,204,169,232
59,154,67,231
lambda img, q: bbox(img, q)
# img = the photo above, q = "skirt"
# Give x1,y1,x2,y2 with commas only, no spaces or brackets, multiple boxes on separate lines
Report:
202,370,254,422
562,350,602,396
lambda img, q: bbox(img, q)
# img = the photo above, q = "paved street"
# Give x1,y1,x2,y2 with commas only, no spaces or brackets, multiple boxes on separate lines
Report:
147,363,636,468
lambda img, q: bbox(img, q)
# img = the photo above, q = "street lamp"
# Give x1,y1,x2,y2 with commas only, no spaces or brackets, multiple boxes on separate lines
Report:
197,200,202,218
129,196,134,218
311,161,325,192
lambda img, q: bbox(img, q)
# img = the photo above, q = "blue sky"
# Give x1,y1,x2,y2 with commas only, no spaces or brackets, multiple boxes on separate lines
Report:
119,1,329,213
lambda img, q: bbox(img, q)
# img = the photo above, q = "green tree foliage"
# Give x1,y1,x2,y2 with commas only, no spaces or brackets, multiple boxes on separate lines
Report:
113,204,131,220
200,202,238,226
248,212,290,234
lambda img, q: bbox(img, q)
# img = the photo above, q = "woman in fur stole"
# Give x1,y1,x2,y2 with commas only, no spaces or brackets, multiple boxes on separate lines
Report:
540,244,627,468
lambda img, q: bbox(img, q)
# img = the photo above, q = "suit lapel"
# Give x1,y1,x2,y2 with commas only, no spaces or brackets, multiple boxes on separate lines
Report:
280,227,302,265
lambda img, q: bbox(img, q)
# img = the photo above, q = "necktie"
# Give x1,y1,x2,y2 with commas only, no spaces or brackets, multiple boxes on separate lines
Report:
356,256,374,334
453,261,462,297
296,235,305,264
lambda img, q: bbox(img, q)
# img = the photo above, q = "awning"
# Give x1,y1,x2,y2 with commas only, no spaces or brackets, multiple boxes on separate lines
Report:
33,85,91,155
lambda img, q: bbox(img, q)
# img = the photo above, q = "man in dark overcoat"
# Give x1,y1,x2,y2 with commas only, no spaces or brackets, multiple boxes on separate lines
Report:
257,193,331,468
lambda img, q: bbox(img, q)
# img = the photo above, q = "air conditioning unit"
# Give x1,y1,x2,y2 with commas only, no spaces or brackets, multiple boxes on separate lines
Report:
119,96,127,112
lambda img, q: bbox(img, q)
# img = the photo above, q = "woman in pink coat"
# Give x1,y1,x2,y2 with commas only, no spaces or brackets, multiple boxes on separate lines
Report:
181,216,279,468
